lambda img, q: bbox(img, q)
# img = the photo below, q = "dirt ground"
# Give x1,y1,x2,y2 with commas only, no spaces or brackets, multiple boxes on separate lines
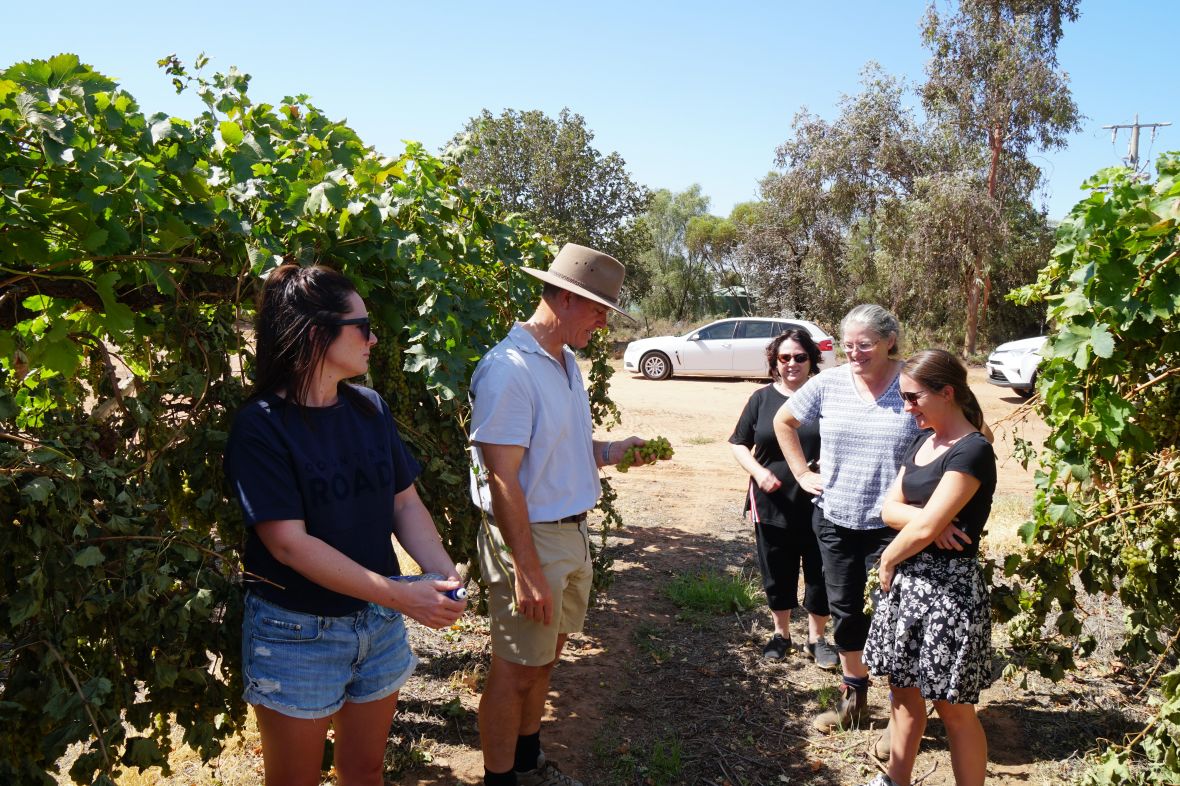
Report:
109,363,1143,786
373,363,1138,786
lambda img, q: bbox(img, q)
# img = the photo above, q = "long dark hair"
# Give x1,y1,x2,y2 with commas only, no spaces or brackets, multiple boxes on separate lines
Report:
249,264,373,412
902,349,984,429
765,329,822,380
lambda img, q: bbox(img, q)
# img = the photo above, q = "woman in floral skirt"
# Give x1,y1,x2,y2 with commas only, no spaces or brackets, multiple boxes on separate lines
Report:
862,349,996,786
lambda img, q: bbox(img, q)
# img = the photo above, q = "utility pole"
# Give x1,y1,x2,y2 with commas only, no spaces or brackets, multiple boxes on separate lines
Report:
1102,114,1171,170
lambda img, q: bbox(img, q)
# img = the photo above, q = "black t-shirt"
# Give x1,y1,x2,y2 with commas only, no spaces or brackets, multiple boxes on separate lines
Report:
728,383,821,527
224,386,421,615
900,430,996,559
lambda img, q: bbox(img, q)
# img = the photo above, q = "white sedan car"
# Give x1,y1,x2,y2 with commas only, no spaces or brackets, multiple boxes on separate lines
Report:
623,317,837,380
985,336,1047,397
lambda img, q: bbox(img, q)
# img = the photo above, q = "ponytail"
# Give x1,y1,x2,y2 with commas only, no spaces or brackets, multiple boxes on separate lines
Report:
960,388,984,430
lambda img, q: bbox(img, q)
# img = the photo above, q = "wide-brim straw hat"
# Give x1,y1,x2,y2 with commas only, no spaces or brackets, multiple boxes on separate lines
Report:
521,243,636,324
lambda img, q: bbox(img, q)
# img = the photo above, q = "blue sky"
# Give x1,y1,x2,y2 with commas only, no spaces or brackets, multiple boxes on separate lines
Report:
4,1,1174,222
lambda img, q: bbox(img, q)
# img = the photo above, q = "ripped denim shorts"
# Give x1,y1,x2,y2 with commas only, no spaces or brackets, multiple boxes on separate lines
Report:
241,592,417,719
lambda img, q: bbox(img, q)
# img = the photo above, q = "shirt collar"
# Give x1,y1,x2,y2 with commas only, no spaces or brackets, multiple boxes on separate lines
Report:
507,322,567,361
507,323,574,382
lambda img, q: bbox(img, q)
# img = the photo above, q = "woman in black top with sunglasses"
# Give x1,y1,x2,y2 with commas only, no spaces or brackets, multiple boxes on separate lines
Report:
861,349,996,786
225,264,466,786
729,329,837,668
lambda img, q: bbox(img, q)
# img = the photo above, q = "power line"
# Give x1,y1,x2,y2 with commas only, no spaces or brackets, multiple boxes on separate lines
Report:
1102,114,1171,171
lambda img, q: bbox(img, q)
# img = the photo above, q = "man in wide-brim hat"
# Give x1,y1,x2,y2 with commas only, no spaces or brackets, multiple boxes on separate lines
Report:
468,243,651,786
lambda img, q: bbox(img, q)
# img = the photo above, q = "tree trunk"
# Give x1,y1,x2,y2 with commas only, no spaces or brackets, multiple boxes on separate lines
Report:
964,124,1004,355
964,257,982,356
979,272,993,338
988,124,1003,201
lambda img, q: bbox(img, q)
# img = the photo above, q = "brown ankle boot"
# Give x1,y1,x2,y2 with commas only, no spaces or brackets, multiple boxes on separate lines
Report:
812,682,869,731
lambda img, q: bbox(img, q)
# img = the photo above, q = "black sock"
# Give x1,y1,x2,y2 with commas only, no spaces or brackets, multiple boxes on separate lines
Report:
513,731,541,772
484,768,516,786
843,674,870,690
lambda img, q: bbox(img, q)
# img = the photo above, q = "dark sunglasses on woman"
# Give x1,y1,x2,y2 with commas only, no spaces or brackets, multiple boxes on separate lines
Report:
320,316,372,341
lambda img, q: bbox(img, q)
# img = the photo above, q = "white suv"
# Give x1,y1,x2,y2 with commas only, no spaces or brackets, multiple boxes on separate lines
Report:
985,336,1047,398
623,317,837,381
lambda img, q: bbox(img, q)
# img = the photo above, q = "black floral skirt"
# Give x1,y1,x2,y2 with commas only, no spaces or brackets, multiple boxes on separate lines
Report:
863,552,993,703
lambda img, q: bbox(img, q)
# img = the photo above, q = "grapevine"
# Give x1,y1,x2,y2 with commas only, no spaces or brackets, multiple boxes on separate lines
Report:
0,54,598,784
1001,152,1180,785
615,436,674,472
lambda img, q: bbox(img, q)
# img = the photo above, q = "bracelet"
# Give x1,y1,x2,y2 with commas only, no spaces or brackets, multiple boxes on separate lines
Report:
602,441,613,465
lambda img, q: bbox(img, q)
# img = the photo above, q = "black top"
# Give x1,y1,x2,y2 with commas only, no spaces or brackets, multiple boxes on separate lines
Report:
900,430,996,559
224,386,421,615
729,383,821,527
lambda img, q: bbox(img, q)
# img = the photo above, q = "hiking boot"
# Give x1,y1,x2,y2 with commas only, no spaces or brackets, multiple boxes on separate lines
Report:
762,633,791,660
812,681,869,732
872,722,892,760
806,637,839,671
517,753,584,786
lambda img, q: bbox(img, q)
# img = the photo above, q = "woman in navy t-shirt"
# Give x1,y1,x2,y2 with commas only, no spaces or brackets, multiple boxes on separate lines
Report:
862,349,996,786
225,264,466,786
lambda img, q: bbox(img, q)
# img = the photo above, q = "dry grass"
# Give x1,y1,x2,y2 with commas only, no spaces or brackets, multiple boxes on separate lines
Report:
982,492,1033,558
54,716,263,786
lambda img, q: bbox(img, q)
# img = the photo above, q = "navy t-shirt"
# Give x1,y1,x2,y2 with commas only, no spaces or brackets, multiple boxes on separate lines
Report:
224,386,421,615
728,383,821,526
900,430,996,559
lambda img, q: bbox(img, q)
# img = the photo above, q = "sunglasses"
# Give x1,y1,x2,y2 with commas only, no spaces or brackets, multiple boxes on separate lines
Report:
777,353,810,364
899,390,926,404
320,316,372,341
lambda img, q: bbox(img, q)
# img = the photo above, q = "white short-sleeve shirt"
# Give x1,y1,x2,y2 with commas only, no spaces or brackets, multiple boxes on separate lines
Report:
469,323,599,522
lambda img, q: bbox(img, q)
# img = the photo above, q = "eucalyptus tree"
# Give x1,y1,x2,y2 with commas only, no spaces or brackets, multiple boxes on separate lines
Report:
452,108,650,301
741,23,1066,348
740,66,928,326
685,213,739,285
730,197,806,316
634,185,718,321
922,0,1082,353
634,186,750,323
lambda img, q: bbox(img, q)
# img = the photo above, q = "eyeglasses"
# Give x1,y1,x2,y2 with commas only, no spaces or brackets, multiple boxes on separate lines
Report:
899,390,926,404
841,339,881,353
777,353,810,364
320,316,372,341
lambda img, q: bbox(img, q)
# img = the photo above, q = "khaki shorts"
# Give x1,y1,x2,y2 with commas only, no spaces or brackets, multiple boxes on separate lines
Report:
477,516,593,667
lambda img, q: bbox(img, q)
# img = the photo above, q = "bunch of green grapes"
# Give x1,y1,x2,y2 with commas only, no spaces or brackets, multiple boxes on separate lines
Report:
864,564,881,615
615,436,674,472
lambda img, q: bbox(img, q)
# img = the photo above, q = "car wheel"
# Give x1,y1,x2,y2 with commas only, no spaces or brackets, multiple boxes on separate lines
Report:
639,351,672,380
1016,373,1037,398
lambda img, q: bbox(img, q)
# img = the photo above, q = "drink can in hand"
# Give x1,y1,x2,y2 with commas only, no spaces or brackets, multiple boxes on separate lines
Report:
391,572,467,601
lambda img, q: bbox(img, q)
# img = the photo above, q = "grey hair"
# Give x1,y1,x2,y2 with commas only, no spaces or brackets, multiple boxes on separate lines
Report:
841,304,902,356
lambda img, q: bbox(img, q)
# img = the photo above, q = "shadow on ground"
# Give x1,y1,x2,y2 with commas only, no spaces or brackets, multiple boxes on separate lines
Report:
567,521,852,786
387,509,1143,785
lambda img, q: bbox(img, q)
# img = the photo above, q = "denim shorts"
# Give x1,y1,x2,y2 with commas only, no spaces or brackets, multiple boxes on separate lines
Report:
241,592,418,719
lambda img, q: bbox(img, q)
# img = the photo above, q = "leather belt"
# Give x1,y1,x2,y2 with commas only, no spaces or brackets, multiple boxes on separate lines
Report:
486,512,588,527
